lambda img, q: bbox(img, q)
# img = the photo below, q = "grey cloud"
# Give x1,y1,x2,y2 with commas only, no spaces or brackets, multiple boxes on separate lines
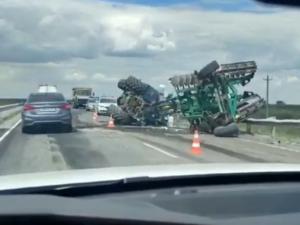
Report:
0,0,174,63
0,5,101,63
0,1,299,103
105,51,153,58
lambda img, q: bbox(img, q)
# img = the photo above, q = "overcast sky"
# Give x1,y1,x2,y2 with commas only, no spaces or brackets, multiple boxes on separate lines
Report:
0,0,299,103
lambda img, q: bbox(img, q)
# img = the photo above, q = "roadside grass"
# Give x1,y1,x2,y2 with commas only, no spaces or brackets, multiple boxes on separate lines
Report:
252,104,300,119
0,110,21,125
0,98,25,106
239,123,300,143
239,104,300,143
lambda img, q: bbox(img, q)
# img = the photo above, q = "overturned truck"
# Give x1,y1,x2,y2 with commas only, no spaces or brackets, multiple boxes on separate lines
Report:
169,60,264,135
108,76,177,126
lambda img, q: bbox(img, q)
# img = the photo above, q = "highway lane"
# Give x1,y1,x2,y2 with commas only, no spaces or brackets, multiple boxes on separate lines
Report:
0,109,247,176
0,109,190,175
1,109,300,176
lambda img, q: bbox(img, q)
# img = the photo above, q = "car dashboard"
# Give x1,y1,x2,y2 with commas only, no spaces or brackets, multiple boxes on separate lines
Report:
1,172,300,225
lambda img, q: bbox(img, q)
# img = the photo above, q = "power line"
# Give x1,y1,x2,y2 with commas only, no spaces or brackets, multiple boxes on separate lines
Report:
263,75,272,118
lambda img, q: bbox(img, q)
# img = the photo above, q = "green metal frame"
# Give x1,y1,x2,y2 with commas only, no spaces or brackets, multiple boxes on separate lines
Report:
173,76,243,130
169,60,258,132
228,82,238,119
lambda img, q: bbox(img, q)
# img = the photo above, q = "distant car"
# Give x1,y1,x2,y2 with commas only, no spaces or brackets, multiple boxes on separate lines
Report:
96,97,117,115
22,92,72,133
86,97,99,111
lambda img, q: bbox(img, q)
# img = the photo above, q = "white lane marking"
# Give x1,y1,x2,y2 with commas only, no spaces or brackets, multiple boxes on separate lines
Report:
0,119,21,143
142,142,179,159
78,127,124,134
239,138,300,153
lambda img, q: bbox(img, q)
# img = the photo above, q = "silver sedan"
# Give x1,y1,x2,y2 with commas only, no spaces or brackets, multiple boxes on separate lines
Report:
22,92,72,133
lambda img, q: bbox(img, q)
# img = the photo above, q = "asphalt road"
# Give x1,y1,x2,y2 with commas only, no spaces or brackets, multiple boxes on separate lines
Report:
0,109,300,176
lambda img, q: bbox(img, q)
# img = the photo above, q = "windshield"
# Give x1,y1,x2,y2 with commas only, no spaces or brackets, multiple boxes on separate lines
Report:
28,93,65,103
73,89,91,96
100,98,117,103
0,0,299,188
88,99,97,103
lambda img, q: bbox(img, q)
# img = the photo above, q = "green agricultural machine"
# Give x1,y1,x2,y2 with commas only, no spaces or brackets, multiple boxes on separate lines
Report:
169,60,264,134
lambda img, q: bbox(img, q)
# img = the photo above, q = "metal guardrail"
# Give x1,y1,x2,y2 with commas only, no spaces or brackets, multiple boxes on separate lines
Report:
0,104,22,126
246,118,300,126
243,118,300,139
0,103,22,112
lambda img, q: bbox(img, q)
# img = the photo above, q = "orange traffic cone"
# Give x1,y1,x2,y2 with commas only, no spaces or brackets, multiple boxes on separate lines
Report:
107,115,115,128
191,130,203,155
92,112,98,122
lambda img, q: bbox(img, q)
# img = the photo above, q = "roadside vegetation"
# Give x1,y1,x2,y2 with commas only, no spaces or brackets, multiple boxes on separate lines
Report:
0,98,25,106
239,104,300,143
251,104,300,119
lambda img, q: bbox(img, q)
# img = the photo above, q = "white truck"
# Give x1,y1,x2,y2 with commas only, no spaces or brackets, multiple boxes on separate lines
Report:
72,87,93,108
38,85,58,93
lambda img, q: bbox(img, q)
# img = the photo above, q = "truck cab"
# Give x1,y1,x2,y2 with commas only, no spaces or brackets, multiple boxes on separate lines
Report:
72,87,92,108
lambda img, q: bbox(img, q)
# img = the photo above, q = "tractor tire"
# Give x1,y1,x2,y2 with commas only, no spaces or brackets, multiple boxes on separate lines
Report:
121,76,132,92
135,81,148,94
198,60,219,79
213,123,240,137
22,126,32,134
125,76,134,91
117,96,126,106
125,76,146,94
118,79,127,91
107,105,132,125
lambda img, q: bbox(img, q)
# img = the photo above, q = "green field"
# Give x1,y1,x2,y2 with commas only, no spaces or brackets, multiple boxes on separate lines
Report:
239,123,300,143
240,104,300,143
0,98,25,106
251,104,300,119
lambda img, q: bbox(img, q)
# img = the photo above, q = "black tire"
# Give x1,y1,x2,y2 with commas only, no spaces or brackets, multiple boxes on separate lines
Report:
22,126,30,134
63,124,73,133
126,76,137,91
117,96,124,106
126,76,147,94
198,60,219,79
107,105,132,125
213,123,240,137
118,79,127,91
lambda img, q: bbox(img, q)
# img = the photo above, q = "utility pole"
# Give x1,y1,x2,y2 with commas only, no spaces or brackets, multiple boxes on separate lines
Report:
263,75,272,118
